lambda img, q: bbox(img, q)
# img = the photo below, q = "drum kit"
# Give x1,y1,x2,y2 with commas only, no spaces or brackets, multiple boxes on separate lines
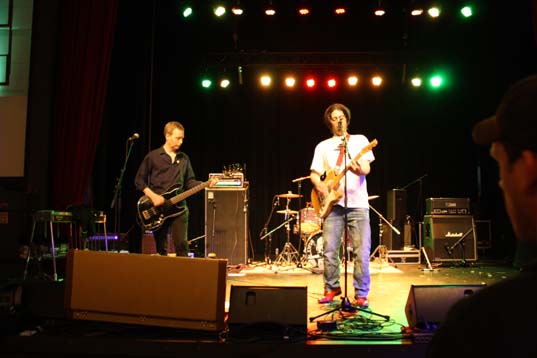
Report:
267,191,382,269
267,191,324,268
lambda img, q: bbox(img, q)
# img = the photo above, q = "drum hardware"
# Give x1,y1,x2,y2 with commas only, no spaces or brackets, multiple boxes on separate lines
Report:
258,195,282,265
277,192,303,199
274,193,300,266
276,209,299,215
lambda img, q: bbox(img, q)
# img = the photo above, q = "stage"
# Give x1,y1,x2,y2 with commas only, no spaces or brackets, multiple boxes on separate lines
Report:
0,250,517,357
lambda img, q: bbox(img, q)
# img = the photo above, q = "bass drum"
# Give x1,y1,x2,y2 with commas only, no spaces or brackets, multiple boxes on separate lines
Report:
304,230,324,269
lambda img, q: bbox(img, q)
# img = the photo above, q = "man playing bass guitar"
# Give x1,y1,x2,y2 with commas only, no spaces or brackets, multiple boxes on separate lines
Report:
135,121,217,256
310,103,376,308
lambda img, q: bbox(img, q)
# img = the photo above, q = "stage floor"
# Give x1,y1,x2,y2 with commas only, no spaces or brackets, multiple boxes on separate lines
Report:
0,252,518,357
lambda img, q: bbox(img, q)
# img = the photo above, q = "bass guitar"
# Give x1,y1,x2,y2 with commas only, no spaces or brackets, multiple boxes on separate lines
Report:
137,180,211,231
311,139,378,219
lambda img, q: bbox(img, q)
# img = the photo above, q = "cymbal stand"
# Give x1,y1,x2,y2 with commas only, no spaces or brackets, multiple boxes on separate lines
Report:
292,176,312,268
274,198,299,266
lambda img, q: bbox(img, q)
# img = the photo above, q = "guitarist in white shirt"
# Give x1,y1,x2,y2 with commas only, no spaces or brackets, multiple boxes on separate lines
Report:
134,121,216,256
310,103,376,308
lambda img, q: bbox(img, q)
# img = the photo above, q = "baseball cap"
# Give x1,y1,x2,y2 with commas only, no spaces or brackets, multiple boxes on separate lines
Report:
472,74,537,151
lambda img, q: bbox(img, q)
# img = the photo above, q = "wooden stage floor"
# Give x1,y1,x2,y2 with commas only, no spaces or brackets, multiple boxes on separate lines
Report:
0,249,517,357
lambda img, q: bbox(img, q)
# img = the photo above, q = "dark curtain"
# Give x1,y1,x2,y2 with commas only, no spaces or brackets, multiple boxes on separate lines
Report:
50,0,118,210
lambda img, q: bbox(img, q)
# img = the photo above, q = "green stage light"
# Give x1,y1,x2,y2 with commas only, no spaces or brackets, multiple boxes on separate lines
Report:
460,6,473,18
182,6,193,18
201,78,212,89
429,74,445,90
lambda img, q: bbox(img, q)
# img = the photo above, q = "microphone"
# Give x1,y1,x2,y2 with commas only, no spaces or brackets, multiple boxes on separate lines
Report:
128,133,140,141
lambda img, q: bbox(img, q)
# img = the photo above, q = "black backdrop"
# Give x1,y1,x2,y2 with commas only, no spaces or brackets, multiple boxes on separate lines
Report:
88,0,537,261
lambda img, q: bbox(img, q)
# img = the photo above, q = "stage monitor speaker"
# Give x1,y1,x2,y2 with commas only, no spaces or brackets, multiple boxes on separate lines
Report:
405,284,486,331
228,285,307,334
64,249,227,331
205,188,248,265
423,215,477,262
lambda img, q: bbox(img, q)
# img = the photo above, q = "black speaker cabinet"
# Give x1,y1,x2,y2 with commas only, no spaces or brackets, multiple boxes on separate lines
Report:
65,249,227,331
387,188,407,221
205,188,248,265
228,285,307,332
423,215,477,262
405,284,486,331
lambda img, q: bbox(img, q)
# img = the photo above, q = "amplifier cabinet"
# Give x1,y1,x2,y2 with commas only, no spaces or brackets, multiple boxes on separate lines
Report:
205,188,248,265
65,250,227,331
425,197,470,215
423,215,477,262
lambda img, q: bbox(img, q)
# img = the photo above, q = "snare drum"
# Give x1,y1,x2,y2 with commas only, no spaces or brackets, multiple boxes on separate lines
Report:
299,207,321,235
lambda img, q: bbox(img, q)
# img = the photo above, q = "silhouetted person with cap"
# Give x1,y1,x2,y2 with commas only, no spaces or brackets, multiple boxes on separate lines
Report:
426,75,537,357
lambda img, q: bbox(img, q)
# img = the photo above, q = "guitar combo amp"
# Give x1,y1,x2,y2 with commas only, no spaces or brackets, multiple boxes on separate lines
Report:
204,184,249,266
422,197,477,262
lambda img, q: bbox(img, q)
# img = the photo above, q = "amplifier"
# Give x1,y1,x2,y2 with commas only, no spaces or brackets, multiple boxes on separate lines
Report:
425,198,470,215
423,215,477,262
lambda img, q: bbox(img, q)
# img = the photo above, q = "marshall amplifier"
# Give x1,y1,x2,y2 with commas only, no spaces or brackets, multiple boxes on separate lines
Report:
423,215,477,262
425,198,470,215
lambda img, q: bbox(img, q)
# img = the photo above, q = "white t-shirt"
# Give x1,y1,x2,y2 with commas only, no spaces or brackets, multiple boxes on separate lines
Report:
310,134,375,209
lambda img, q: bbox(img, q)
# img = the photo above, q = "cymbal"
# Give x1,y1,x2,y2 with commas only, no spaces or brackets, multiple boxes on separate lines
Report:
368,195,380,200
276,210,298,215
278,193,303,199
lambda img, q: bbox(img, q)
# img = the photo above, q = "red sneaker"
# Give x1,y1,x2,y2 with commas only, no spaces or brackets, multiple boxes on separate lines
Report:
352,296,369,308
318,287,342,304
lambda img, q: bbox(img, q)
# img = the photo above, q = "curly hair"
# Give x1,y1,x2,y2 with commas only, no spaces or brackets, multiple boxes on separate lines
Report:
323,103,351,129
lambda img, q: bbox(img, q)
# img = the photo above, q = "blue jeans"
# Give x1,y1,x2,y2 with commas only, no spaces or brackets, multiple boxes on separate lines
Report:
322,205,371,298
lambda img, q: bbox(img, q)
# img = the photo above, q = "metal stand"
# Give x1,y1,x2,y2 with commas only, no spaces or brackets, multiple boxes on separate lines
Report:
369,203,400,267
259,195,280,264
110,136,137,252
274,202,300,266
421,246,436,271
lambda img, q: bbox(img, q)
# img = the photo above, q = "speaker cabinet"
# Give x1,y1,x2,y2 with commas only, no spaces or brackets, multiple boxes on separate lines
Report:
387,189,407,221
205,188,248,265
423,215,477,262
228,285,307,332
405,284,486,331
64,250,227,331
386,189,407,250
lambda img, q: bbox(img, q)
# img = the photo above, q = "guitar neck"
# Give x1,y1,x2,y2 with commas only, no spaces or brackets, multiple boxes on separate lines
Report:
169,181,209,205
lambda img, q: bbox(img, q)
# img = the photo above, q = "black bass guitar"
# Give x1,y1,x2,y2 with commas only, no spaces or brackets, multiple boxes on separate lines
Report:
137,181,211,231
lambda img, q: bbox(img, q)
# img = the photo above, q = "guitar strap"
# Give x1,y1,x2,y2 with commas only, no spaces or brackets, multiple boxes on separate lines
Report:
335,134,350,169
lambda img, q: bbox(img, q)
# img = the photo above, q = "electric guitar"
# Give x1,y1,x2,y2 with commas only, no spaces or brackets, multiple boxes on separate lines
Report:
311,139,378,219
137,181,211,231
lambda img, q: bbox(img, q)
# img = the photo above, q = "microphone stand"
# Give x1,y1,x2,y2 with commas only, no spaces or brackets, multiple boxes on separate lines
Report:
338,126,355,312
398,173,427,240
110,137,136,251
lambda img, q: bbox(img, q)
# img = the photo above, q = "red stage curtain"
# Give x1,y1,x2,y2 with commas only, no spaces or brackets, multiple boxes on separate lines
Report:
50,0,119,210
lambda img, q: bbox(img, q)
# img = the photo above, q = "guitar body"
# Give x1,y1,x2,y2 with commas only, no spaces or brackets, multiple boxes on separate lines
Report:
311,169,342,219
137,181,210,231
311,139,378,219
